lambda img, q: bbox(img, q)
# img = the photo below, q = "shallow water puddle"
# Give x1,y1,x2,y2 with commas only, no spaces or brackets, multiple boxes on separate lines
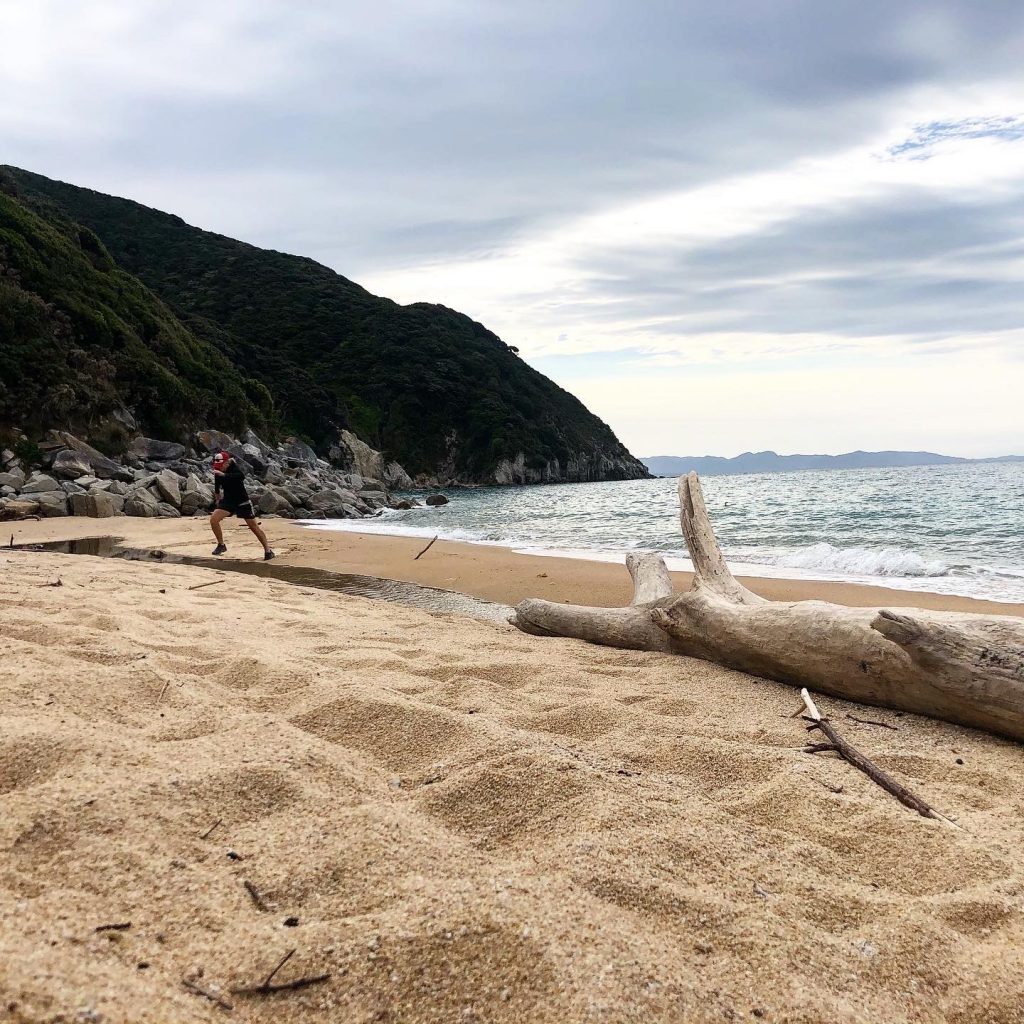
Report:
18,536,512,623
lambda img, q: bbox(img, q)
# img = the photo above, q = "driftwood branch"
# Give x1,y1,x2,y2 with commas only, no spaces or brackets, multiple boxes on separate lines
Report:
183,974,233,1012
414,535,439,560
799,689,941,820
510,471,1024,743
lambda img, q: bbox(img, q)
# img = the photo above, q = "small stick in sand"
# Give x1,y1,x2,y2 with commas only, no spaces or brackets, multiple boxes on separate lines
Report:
157,681,170,702
95,921,132,933
199,817,223,839
188,578,225,591
183,974,233,1012
846,713,899,731
244,880,269,912
231,948,331,996
414,535,439,561
799,689,947,822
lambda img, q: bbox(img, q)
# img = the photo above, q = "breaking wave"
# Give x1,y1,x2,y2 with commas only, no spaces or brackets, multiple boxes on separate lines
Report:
776,542,951,578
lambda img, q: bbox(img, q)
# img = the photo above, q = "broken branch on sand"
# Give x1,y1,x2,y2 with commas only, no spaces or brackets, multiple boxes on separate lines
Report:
414,535,439,560
94,921,131,933
188,578,225,591
183,974,233,1011
243,880,269,912
231,948,331,996
799,689,944,821
511,472,1024,743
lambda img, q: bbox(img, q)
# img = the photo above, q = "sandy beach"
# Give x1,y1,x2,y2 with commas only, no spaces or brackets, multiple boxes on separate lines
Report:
2,517,1024,1022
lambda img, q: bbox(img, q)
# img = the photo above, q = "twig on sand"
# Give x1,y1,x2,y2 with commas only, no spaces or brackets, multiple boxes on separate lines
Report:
188,578,225,591
183,973,233,1012
413,535,439,561
243,880,269,912
799,689,954,825
95,921,132,933
199,818,222,839
846,713,899,731
157,681,170,702
231,948,331,996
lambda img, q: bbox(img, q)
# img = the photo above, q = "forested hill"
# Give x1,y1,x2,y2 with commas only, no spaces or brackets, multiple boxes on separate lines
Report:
2,165,648,484
0,175,273,445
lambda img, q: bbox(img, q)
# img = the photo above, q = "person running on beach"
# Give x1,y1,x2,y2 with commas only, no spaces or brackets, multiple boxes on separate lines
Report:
209,450,275,560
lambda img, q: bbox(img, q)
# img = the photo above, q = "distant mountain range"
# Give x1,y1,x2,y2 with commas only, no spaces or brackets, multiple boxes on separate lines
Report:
642,451,1024,477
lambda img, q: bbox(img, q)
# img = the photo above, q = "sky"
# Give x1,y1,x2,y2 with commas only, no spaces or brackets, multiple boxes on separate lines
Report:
2,0,1024,458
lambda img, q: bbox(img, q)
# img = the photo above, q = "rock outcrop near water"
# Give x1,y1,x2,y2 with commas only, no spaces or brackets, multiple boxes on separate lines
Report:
0,426,414,522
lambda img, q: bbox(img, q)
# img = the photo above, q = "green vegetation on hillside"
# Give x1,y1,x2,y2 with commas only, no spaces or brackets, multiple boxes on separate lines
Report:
5,166,646,480
0,171,273,445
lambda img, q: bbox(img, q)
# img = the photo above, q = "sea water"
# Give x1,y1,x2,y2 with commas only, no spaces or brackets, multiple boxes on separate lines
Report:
301,462,1024,604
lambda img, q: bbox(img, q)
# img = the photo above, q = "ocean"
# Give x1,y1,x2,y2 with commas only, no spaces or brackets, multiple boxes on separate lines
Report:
301,462,1024,604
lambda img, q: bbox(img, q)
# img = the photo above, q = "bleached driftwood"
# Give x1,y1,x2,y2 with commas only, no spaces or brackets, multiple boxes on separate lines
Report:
511,473,1024,742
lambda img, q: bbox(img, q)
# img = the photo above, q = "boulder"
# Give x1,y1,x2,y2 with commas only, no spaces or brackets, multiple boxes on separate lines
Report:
180,489,211,515
0,486,14,498
1,449,17,468
383,461,414,490
307,488,359,512
281,438,318,468
194,429,237,454
111,407,138,432
425,494,449,506
107,481,129,496
242,429,274,460
156,502,182,518
88,480,113,493
22,473,60,494
70,491,117,518
60,482,86,495
0,468,26,489
124,488,159,517
154,469,182,507
52,449,97,479
46,431,133,481
34,491,70,517
390,499,416,510
359,477,386,493
74,475,99,488
258,488,294,516
0,498,40,518
329,429,385,480
129,436,186,462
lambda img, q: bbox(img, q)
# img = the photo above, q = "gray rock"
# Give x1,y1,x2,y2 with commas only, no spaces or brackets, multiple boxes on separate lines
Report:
70,491,117,518
133,469,157,484
258,488,294,515
88,480,113,492
0,497,40,517
307,487,360,511
194,429,237,454
425,494,449,506
111,407,137,432
281,438,318,468
156,502,182,518
46,431,133,481
359,477,386,493
52,450,95,479
180,490,209,515
74,475,99,488
60,481,86,495
107,481,129,496
383,461,414,490
154,470,182,507
129,436,186,462
1,449,17,468
390,499,416,510
34,491,70,517
0,486,15,498
0,469,26,489
22,473,60,494
242,429,274,459
124,487,159,517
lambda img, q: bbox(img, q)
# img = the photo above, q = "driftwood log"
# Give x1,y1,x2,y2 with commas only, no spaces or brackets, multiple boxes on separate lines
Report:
511,473,1024,742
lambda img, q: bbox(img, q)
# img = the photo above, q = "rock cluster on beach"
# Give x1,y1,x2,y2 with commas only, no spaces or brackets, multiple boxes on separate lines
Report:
0,425,420,521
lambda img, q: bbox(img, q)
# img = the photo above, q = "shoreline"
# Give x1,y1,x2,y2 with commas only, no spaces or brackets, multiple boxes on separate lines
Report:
9,515,1024,617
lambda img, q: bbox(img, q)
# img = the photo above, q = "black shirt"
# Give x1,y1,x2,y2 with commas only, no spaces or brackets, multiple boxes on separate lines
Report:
214,462,249,507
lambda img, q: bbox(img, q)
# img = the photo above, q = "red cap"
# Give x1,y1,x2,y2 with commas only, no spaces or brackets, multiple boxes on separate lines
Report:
212,450,230,468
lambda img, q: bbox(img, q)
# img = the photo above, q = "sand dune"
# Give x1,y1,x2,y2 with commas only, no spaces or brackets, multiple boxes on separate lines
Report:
2,548,1023,1022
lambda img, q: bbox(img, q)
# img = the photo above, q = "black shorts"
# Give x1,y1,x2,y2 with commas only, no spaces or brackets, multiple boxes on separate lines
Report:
220,500,256,520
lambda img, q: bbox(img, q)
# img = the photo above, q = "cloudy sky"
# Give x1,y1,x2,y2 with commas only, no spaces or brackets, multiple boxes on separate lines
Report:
3,1,1024,457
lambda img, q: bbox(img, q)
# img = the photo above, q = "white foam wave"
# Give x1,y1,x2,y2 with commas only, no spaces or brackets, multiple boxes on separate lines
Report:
776,542,950,578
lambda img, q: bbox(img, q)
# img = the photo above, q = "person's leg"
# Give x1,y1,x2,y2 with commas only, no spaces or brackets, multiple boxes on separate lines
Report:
210,509,229,552
243,517,273,555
